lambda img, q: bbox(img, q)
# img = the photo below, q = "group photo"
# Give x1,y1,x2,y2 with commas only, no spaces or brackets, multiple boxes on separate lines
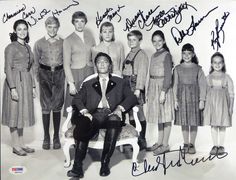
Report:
1,0,236,180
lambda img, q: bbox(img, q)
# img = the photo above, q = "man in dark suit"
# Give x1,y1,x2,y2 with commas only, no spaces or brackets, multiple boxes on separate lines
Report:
67,52,138,178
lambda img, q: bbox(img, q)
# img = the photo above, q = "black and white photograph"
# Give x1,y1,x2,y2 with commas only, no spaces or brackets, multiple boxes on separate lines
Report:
1,0,236,179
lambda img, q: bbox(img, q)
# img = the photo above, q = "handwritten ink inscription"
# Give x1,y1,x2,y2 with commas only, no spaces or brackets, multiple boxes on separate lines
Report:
211,12,230,51
2,4,27,23
171,6,218,45
96,5,125,28
132,147,228,176
2,0,80,27
123,2,197,31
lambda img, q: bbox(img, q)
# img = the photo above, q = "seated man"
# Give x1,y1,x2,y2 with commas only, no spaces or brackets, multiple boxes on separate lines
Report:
67,52,138,178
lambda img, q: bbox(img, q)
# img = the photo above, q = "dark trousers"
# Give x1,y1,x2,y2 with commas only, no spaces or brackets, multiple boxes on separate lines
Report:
39,68,65,114
73,108,122,167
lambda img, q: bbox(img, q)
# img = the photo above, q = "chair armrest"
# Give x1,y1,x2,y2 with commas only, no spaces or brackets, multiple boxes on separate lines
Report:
62,106,73,133
132,106,141,133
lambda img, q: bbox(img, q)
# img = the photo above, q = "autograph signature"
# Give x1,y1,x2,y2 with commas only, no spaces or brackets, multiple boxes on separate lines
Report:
2,0,80,27
132,147,228,176
2,4,27,23
123,2,197,31
171,6,218,45
96,5,125,28
211,12,230,51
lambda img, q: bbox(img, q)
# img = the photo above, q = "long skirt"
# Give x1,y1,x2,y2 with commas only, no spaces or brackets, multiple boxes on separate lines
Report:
2,70,35,128
174,84,203,126
146,78,174,124
204,87,231,127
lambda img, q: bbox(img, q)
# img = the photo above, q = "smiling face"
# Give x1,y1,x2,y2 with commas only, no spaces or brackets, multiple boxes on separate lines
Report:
101,26,114,42
15,23,28,41
128,35,140,49
152,35,165,51
73,18,86,32
182,50,195,63
212,56,224,72
96,56,111,74
46,23,59,38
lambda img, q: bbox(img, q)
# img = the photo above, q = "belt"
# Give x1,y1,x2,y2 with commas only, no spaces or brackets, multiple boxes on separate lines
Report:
39,64,63,71
12,68,30,72
150,75,164,79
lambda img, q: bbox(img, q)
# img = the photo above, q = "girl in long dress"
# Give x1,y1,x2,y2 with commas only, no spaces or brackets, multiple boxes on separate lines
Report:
2,19,36,156
146,30,174,155
173,43,207,154
204,52,234,155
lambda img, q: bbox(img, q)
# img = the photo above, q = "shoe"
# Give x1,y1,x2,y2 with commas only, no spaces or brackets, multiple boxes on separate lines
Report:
153,145,170,156
182,144,189,154
22,146,35,153
188,143,196,154
67,163,84,178
217,146,225,155
53,137,61,149
67,169,84,178
146,143,161,151
99,163,110,176
13,148,27,156
42,138,50,150
210,146,218,155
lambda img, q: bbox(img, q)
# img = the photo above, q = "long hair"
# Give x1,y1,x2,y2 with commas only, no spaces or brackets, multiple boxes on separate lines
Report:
99,21,115,42
9,19,29,43
209,52,226,74
180,43,198,64
151,30,170,52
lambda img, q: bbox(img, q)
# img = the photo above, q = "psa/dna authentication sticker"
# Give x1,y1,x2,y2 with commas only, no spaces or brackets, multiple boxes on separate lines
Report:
9,166,27,175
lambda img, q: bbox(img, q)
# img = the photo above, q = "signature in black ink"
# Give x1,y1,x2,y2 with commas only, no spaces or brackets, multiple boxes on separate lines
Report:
211,12,230,51
22,7,36,20
132,146,228,176
2,4,26,23
51,0,79,17
1,0,80,27
171,6,218,46
96,5,125,28
124,2,197,32
27,9,51,27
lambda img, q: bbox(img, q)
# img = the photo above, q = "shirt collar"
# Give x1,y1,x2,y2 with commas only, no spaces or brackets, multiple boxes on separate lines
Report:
45,34,60,41
74,31,84,40
130,46,141,53
98,75,109,82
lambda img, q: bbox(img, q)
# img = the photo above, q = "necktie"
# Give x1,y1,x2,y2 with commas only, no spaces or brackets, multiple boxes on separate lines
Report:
101,78,108,108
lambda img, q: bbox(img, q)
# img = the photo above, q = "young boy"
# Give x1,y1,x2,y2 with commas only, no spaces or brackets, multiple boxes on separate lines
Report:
34,16,65,150
122,30,149,150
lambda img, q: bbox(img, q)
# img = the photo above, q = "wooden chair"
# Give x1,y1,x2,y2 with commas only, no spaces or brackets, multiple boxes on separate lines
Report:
62,106,141,168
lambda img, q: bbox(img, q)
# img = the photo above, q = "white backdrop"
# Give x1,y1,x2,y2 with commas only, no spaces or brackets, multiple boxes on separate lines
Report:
1,0,236,179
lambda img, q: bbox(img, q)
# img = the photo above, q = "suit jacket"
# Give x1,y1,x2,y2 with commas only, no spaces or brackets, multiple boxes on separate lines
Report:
72,74,138,113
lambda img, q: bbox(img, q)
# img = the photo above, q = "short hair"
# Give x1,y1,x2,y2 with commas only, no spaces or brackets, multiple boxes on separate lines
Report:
99,21,115,42
127,30,142,41
94,52,112,65
45,16,60,27
10,19,29,43
71,11,87,24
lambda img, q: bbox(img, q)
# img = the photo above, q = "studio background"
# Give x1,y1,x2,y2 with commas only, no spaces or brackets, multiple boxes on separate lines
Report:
1,0,236,179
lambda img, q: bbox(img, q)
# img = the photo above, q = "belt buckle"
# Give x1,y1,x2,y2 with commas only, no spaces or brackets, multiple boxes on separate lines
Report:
51,66,55,72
